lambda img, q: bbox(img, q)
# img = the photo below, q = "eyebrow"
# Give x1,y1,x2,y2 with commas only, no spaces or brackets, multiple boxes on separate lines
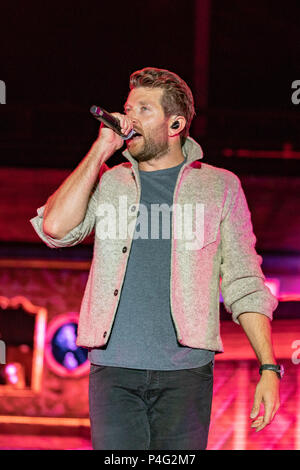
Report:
123,100,153,110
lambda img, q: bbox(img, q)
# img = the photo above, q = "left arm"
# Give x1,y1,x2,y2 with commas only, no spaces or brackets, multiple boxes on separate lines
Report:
219,173,280,432
238,312,280,432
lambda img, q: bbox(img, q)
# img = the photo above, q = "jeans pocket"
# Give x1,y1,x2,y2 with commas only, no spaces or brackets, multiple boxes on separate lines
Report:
89,363,107,376
185,360,214,378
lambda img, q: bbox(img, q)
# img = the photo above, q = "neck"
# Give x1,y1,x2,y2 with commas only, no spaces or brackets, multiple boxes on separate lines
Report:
137,143,185,172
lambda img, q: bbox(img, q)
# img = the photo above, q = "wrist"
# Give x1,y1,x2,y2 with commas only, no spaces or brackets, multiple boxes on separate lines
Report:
260,369,280,379
259,363,284,379
96,138,114,156
89,140,113,166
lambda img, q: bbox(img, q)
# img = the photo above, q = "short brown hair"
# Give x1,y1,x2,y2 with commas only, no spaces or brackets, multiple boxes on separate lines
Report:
129,67,195,144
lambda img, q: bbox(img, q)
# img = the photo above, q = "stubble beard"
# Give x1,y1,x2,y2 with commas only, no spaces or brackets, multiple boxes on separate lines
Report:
128,124,170,163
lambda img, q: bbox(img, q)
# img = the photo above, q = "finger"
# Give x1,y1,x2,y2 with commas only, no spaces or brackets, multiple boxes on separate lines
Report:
252,416,264,423
270,402,280,422
117,114,133,134
255,422,268,432
251,416,264,426
255,403,274,432
250,392,262,419
109,113,130,135
119,117,129,134
251,416,264,428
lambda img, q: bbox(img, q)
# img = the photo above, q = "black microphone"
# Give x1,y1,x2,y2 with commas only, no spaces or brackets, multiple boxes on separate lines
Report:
90,105,136,140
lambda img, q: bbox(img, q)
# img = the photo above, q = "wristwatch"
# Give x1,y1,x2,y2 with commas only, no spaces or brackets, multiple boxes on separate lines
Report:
259,364,284,379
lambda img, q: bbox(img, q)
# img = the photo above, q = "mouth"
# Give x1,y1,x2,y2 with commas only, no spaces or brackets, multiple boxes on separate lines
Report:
127,131,143,144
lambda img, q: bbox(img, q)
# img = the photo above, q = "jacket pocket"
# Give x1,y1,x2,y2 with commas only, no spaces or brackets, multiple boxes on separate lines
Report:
175,208,221,252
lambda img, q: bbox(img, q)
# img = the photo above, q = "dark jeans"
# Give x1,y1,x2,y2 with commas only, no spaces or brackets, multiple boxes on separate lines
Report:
89,361,214,450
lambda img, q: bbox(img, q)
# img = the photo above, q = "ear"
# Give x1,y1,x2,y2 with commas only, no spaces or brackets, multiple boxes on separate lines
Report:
168,115,186,137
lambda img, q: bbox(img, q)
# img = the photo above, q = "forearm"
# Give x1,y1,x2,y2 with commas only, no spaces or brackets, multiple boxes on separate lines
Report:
43,140,111,239
238,312,277,365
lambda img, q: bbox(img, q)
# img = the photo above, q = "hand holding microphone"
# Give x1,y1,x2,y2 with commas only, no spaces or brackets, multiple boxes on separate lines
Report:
90,106,136,156
90,106,136,140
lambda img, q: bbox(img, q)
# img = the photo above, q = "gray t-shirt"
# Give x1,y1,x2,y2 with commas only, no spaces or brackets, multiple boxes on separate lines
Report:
89,157,215,369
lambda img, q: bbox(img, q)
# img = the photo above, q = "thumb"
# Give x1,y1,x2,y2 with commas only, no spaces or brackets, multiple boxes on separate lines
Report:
250,392,261,419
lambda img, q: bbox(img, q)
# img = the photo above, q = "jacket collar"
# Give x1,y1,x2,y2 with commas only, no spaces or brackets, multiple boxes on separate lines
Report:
122,136,204,173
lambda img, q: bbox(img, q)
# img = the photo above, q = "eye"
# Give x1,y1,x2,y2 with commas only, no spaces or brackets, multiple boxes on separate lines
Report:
141,106,148,111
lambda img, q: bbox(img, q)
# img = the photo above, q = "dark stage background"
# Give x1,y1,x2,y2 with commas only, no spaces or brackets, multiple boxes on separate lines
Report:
1,0,300,168
0,0,300,451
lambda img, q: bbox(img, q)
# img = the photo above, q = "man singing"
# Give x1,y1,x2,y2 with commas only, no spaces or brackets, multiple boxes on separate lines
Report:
30,67,281,450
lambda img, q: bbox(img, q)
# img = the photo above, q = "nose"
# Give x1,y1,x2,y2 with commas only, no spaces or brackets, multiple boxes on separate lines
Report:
126,111,140,130
126,108,137,121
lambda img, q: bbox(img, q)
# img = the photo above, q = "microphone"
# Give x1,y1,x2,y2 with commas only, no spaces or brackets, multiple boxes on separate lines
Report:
90,105,136,140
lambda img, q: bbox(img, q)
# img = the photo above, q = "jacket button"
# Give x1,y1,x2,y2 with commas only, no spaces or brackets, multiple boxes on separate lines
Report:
131,205,136,212
103,331,107,338
114,289,118,296
122,246,127,253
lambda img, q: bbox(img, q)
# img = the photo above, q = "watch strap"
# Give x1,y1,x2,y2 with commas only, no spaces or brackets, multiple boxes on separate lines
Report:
259,364,283,379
